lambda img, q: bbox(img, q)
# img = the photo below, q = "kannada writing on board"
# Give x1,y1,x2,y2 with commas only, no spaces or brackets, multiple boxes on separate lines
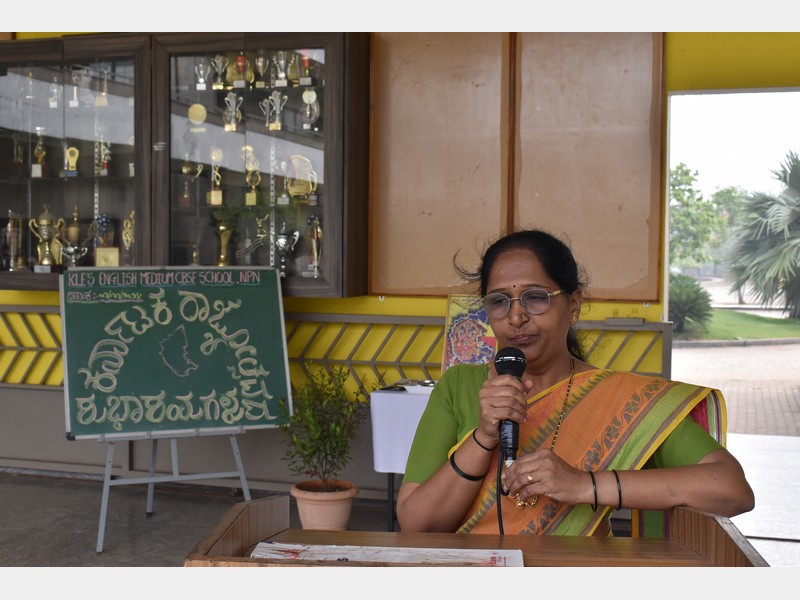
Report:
63,267,289,436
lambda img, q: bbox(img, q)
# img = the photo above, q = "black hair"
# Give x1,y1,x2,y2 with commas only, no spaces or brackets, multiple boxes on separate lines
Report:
454,229,588,360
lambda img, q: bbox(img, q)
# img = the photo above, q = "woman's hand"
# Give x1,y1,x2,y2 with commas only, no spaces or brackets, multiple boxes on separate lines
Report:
501,448,589,505
475,373,533,449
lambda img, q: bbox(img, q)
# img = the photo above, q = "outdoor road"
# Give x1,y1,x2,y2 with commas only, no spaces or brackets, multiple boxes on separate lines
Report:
672,341,800,437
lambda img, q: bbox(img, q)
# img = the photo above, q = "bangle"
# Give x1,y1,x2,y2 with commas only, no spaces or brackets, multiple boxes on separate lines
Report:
471,428,496,452
449,452,486,482
589,471,598,511
612,469,622,511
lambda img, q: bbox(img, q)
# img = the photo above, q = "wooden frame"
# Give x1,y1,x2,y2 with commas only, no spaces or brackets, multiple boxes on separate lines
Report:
184,495,768,567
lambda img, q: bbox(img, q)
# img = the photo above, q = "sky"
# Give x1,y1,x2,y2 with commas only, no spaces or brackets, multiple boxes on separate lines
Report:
668,90,800,200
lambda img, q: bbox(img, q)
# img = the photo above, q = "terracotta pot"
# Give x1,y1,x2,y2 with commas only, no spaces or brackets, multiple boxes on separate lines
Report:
290,479,359,530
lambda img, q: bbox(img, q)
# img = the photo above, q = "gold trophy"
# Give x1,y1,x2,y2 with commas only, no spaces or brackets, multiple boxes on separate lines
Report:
304,215,322,278
65,146,80,177
288,154,318,205
215,221,233,266
122,210,135,266
28,206,65,270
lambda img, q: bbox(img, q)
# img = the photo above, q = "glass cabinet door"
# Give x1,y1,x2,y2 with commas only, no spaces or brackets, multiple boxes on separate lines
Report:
0,35,148,289
155,33,370,297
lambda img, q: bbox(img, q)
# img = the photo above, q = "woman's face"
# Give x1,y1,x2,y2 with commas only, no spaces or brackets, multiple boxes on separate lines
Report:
485,248,581,369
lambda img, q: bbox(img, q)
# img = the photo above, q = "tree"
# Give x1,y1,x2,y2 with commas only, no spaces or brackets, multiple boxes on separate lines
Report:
669,163,726,269
726,150,800,318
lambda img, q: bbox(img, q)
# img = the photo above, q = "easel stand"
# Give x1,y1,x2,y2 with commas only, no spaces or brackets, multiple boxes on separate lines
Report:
96,429,251,553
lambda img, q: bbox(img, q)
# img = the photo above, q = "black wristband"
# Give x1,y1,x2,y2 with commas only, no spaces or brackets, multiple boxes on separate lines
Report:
589,471,598,511
471,428,496,452
612,469,622,511
449,452,486,482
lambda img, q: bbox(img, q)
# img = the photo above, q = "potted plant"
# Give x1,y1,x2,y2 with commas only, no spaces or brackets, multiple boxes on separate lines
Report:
278,364,369,530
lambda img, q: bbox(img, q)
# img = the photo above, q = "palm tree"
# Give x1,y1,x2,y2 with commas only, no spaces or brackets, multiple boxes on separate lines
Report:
726,150,800,318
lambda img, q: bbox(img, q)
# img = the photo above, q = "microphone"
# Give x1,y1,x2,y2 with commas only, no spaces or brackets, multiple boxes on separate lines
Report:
494,347,527,475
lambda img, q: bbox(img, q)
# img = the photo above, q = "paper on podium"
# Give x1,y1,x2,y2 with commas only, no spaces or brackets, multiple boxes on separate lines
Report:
250,541,523,566
370,385,434,474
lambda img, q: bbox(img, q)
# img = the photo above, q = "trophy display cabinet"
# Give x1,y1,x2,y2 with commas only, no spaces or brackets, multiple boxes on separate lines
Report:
0,32,370,297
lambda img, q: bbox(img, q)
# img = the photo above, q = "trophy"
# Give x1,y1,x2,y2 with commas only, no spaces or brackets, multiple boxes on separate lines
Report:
272,51,288,87
93,213,119,266
65,146,80,177
28,206,66,269
223,92,243,132
5,211,27,271
286,52,299,85
265,90,288,131
95,139,111,176
288,154,318,205
232,52,251,88
11,135,24,178
304,215,322,278
32,127,47,178
235,212,269,260
69,68,82,108
49,76,61,109
59,243,89,269
189,216,205,265
272,223,299,277
243,148,260,206
94,68,109,107
121,210,135,266
276,159,291,206
215,220,233,266
301,88,320,130
195,60,211,90
66,203,81,246
299,53,314,86
254,52,269,88
208,148,223,205
57,208,89,268
210,54,229,90
179,160,203,208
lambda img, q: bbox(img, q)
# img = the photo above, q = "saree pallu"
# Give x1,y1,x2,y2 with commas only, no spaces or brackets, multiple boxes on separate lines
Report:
455,369,725,536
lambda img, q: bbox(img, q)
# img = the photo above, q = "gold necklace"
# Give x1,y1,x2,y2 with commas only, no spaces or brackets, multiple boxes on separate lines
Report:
516,356,575,509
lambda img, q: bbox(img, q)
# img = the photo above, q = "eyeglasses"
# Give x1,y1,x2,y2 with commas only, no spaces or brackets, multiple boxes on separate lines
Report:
482,288,564,319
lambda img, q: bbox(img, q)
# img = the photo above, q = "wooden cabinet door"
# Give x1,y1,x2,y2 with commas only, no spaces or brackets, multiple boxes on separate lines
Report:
371,33,663,301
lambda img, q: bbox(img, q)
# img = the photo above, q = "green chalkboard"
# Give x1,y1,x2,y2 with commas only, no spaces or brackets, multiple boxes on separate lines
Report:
60,266,291,440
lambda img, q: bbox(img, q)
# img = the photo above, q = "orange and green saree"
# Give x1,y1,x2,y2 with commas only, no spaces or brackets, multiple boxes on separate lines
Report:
405,365,725,537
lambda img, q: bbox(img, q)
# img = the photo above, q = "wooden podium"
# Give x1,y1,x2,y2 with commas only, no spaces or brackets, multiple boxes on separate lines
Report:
184,496,768,567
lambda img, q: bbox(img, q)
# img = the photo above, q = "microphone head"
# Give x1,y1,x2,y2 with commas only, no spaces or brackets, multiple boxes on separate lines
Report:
494,347,527,379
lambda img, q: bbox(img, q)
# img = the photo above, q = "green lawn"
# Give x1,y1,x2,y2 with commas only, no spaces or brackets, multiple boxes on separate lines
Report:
674,308,800,341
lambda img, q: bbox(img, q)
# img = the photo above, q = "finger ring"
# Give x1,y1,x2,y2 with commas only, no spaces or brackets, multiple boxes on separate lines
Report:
527,473,534,483
508,492,518,499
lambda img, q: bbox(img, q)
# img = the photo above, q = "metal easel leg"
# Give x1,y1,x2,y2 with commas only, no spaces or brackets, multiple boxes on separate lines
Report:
145,438,158,515
230,434,251,500
96,441,115,553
